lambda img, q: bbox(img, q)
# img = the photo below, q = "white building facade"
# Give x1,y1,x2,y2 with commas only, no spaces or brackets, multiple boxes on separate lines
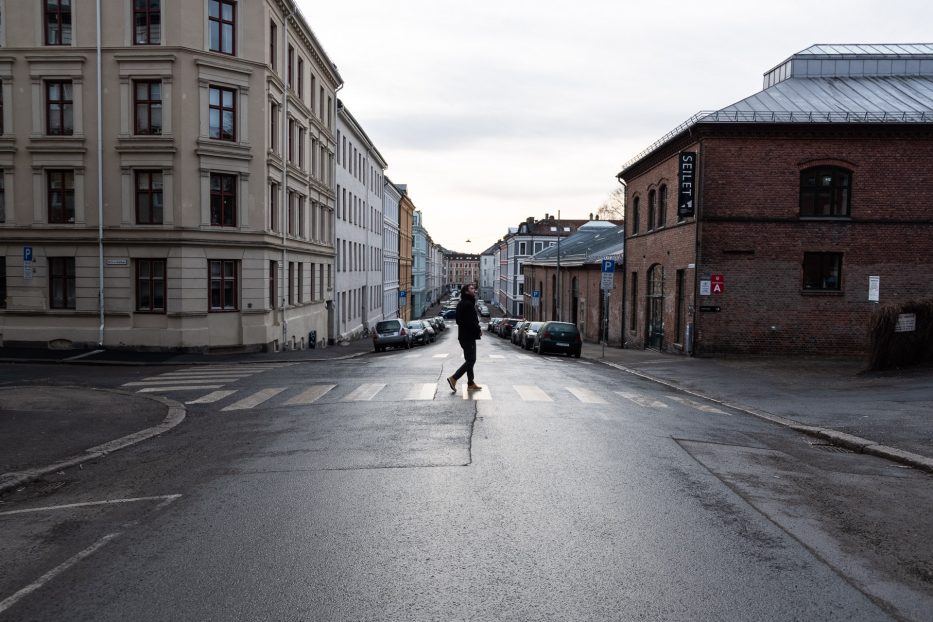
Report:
335,101,386,339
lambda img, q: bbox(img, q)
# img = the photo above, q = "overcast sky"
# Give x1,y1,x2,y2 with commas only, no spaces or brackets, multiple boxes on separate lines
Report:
296,0,933,252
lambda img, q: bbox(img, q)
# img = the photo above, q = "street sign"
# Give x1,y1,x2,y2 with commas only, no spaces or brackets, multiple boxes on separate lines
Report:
532,290,540,299
601,258,616,290
23,246,33,263
700,279,711,296
710,274,724,294
399,290,407,306
868,276,880,303
601,259,615,273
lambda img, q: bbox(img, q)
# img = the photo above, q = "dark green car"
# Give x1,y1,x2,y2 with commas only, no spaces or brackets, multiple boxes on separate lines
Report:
533,321,582,357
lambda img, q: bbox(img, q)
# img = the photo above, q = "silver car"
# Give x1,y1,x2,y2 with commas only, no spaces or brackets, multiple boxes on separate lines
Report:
372,319,411,352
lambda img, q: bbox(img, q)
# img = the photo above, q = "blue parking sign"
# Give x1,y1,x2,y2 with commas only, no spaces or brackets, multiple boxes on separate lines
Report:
24,246,33,263
601,259,615,273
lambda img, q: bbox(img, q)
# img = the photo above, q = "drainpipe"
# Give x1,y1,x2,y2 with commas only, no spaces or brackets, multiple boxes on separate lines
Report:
96,0,105,347
281,4,292,350
556,210,561,321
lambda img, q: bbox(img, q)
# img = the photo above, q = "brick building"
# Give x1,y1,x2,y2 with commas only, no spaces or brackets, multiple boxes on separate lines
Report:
618,43,933,356
446,253,479,291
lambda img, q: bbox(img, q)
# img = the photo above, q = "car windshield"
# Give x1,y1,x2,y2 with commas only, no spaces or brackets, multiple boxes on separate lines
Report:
376,321,399,333
528,322,544,331
547,323,578,335
407,322,422,329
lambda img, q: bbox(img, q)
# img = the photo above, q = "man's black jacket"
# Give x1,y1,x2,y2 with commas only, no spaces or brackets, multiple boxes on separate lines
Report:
455,294,482,340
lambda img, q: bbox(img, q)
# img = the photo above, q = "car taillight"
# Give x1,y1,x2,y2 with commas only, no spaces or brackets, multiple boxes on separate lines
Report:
541,331,550,339
400,328,407,336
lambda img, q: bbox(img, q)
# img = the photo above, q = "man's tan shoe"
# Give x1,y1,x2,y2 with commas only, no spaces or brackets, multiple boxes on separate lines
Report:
467,383,483,391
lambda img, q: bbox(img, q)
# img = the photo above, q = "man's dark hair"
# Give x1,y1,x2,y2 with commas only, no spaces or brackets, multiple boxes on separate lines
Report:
460,283,473,296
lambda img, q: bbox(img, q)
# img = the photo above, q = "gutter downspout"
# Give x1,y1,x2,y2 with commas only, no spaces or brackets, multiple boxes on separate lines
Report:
96,0,105,347
281,4,292,351
616,174,627,349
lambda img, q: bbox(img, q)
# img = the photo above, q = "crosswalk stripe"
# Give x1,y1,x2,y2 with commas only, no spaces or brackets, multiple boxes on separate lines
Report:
344,383,386,401
514,385,552,402
462,386,490,400
149,372,258,379
665,395,731,415
406,383,436,400
123,378,240,386
138,385,223,393
432,353,449,359
566,387,608,404
186,390,237,404
615,391,668,409
221,387,287,411
489,355,505,359
285,384,336,405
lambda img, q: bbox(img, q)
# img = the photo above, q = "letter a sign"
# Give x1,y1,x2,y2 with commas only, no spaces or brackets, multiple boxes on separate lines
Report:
711,274,725,294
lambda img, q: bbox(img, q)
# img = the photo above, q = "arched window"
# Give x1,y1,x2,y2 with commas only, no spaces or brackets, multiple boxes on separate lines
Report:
647,190,656,230
800,166,851,217
631,196,640,235
657,184,667,228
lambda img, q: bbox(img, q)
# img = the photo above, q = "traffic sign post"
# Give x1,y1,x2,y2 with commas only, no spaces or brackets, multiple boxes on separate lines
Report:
23,246,33,280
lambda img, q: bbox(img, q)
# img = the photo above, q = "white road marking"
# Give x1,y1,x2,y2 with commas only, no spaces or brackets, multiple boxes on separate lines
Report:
514,385,552,402
566,387,608,404
462,386,491,400
284,384,336,405
666,395,731,415
407,383,436,400
578,361,593,365
615,391,669,410
489,355,505,359
344,383,386,401
138,385,223,392
432,353,449,358
221,387,287,411
145,372,257,379
185,390,237,404
0,495,182,517
0,533,121,614
123,378,243,386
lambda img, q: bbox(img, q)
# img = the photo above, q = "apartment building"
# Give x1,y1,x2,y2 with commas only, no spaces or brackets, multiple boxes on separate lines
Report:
335,100,386,339
0,0,341,352
382,176,402,320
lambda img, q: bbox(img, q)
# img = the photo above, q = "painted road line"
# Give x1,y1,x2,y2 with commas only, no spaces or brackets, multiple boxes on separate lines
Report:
138,385,223,392
0,495,182,517
185,390,237,404
432,353,449,358
407,383,436,400
124,378,243,386
462,385,491,400
0,533,121,615
615,391,669,410
344,383,386,401
566,387,608,404
489,354,505,359
221,387,287,411
514,385,553,402
147,371,258,378
284,384,336,405
665,394,731,415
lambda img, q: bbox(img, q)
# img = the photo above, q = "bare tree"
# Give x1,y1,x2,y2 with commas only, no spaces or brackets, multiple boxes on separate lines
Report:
596,187,625,221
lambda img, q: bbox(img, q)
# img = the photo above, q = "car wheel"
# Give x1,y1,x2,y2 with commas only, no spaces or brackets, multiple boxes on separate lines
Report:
536,344,544,355
574,351,581,358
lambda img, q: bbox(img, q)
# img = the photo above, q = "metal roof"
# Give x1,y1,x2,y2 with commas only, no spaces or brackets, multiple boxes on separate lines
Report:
526,222,625,266
620,44,933,173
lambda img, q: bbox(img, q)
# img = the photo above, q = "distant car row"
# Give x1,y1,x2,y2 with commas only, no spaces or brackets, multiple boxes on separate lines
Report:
487,317,582,357
372,317,448,352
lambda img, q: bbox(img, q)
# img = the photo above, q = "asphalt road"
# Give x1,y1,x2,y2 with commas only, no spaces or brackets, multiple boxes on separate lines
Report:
1,326,931,621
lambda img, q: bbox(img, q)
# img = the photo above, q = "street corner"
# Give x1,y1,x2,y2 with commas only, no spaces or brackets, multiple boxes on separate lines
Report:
0,386,185,494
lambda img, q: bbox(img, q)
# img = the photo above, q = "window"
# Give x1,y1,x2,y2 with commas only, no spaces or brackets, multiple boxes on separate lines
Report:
45,0,72,46
136,259,166,312
133,0,161,45
46,81,74,135
658,185,667,228
298,127,305,169
297,58,304,100
0,82,4,135
270,103,278,152
0,171,5,223
519,242,526,255
134,81,162,135
800,167,851,217
209,86,236,141
210,173,236,226
803,252,842,291
675,269,685,343
0,259,6,308
632,196,640,234
269,260,277,309
288,261,295,305
47,170,75,223
629,272,638,330
135,171,163,224
287,45,294,89
269,183,277,232
49,257,76,309
647,189,656,230
209,259,237,311
298,263,303,303
208,0,236,55
269,20,276,69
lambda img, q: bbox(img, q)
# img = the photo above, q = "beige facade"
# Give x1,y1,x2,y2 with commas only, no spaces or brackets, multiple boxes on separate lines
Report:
0,1,341,351
397,189,414,322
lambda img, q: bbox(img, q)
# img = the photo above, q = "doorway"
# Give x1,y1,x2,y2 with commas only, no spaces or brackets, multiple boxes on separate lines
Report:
646,264,664,349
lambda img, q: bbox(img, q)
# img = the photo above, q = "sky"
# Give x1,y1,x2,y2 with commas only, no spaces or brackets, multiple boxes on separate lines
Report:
296,0,933,253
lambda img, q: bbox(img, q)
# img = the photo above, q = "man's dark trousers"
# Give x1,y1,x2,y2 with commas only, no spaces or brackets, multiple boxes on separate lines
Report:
453,338,477,383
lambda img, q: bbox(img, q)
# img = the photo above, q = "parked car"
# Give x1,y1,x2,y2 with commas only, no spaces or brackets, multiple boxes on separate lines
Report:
497,318,521,338
521,321,545,350
533,321,582,357
427,316,445,332
511,321,530,345
372,319,412,352
407,320,432,345
441,308,457,320
488,317,502,333
479,305,490,317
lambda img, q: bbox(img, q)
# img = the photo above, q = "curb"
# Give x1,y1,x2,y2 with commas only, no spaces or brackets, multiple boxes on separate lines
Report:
593,358,933,475
0,389,186,495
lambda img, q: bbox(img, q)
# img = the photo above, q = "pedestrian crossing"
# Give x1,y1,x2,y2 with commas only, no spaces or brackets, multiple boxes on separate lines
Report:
119,362,733,416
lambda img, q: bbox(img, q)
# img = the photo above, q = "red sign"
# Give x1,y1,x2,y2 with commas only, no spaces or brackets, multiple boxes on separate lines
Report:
711,274,725,294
